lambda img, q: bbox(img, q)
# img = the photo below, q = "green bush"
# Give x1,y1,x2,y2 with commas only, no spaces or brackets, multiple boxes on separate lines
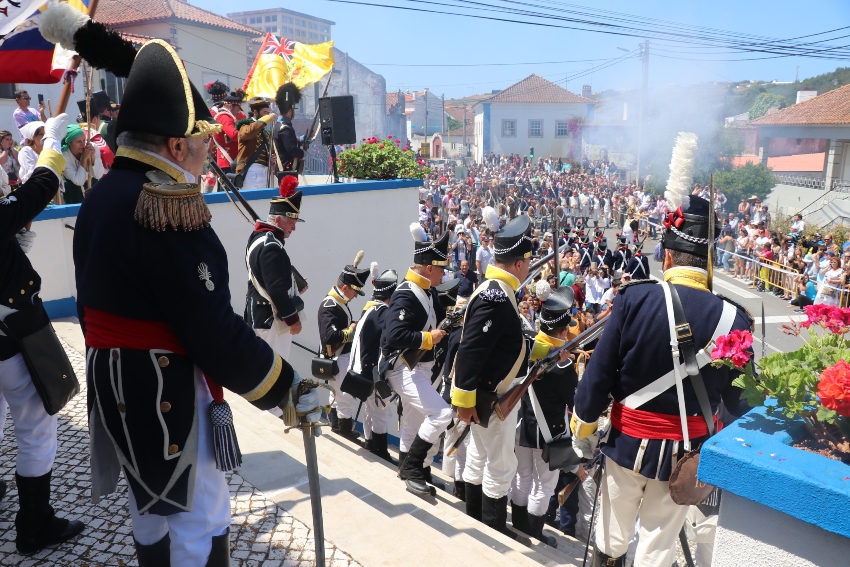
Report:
748,93,788,120
714,162,776,204
338,136,430,180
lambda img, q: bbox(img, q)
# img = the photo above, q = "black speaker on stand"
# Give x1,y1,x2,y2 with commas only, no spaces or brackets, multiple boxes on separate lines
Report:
319,96,356,183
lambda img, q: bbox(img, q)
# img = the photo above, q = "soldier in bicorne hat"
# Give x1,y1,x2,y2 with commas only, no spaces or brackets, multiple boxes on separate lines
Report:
42,3,322,564
572,135,753,567
383,226,453,496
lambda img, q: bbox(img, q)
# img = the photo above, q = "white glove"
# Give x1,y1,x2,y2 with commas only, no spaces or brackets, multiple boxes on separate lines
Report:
43,113,70,151
571,429,599,460
292,371,323,425
16,230,36,254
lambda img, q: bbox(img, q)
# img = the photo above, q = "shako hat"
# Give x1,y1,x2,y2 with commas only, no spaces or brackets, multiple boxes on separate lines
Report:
597,237,608,251
275,83,302,113
435,279,460,309
269,190,304,222
372,268,398,301
534,283,574,334
481,206,532,262
206,80,229,102
340,250,370,296
410,222,451,266
660,133,718,258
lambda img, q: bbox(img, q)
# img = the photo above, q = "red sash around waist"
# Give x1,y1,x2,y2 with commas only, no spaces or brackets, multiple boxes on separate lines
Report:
610,400,715,441
84,307,223,403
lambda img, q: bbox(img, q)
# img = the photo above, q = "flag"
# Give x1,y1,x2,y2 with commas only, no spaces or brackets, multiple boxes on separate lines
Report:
0,0,90,84
243,33,334,98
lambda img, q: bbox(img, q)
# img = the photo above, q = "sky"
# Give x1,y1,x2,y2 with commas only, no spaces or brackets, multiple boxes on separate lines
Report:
195,0,850,99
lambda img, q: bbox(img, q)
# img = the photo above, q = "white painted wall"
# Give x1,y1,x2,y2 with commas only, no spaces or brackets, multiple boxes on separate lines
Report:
713,492,850,567
485,102,591,159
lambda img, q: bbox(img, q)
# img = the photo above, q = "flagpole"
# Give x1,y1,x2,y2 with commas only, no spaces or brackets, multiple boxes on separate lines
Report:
56,0,101,115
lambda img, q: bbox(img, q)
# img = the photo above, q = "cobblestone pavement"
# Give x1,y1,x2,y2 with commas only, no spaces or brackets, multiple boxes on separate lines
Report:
0,339,363,567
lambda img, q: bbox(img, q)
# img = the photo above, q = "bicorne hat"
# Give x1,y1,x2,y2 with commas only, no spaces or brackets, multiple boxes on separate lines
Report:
340,250,370,296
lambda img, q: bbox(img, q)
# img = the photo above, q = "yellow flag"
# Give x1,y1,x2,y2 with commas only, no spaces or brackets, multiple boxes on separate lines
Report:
243,34,334,99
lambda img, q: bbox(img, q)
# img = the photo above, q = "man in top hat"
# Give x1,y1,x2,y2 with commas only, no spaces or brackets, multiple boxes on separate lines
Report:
509,284,578,549
43,4,322,563
349,267,398,462
383,225,453,496
452,212,564,539
237,99,276,188
572,190,752,566
319,251,370,440
245,186,306,363
0,110,89,555
208,82,245,172
273,83,305,178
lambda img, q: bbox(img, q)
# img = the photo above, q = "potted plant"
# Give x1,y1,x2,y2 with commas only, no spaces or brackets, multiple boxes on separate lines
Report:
712,304,850,462
338,136,430,181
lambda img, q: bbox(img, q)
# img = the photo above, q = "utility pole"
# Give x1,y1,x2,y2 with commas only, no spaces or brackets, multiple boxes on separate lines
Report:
442,93,445,134
424,88,428,140
636,39,648,187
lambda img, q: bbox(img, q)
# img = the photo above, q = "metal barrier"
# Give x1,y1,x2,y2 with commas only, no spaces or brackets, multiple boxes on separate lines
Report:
774,174,850,193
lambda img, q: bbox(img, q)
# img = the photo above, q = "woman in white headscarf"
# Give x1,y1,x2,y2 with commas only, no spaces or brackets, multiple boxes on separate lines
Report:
17,121,45,183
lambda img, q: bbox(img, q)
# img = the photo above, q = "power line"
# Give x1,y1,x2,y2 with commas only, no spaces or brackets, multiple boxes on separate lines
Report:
364,57,617,67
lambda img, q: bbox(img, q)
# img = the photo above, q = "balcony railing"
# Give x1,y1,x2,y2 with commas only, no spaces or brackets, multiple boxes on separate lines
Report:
774,173,850,193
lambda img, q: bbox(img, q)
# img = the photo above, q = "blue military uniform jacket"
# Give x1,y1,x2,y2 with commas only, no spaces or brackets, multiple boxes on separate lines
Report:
74,152,294,514
318,287,355,357
351,301,388,376
244,228,302,329
573,272,752,481
518,361,577,449
380,270,445,364
624,253,650,280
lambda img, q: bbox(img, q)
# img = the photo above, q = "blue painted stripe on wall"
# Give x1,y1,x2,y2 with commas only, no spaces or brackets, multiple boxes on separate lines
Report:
34,179,424,222
44,297,77,320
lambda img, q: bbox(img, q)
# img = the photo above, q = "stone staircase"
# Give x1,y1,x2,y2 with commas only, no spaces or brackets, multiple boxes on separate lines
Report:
227,393,588,567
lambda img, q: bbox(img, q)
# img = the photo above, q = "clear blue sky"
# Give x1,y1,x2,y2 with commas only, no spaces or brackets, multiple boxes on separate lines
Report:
196,0,850,98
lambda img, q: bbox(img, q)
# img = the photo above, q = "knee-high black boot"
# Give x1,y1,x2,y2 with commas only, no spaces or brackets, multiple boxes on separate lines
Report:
397,451,408,477
527,513,558,548
370,432,397,466
15,471,86,555
398,435,433,496
465,482,483,521
205,529,230,567
337,417,361,442
452,479,466,502
482,494,517,540
329,408,340,432
135,533,171,566
510,502,531,536
591,548,625,567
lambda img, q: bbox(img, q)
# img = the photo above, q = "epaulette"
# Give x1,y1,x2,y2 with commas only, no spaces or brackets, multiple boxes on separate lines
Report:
136,170,211,232
716,294,755,332
479,287,508,303
618,279,657,295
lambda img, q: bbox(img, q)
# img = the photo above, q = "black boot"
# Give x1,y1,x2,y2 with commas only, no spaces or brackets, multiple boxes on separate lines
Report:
336,418,361,442
16,471,86,555
452,480,466,502
370,432,398,466
528,513,558,548
205,529,230,567
398,435,434,496
397,451,408,477
329,408,340,433
135,533,171,567
510,502,531,536
482,494,518,540
364,437,374,452
465,483,483,521
423,466,445,491
591,548,625,567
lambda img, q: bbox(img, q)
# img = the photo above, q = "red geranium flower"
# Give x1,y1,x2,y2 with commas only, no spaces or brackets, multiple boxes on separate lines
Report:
802,304,850,334
388,135,393,139
818,360,850,417
379,144,384,149
711,329,754,368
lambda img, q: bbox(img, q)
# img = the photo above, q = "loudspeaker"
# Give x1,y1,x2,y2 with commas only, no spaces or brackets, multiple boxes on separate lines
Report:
319,96,356,145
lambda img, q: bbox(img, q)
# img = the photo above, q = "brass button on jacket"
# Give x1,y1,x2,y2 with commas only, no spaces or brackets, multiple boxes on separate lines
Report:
168,444,179,455
158,356,170,368
160,401,172,412
112,351,120,361
117,402,126,412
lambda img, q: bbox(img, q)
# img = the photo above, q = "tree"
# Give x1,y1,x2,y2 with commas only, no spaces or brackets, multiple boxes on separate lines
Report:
714,163,776,205
748,93,787,120
446,117,462,131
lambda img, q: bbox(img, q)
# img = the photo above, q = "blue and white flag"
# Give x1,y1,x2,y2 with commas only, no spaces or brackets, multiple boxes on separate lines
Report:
0,0,48,37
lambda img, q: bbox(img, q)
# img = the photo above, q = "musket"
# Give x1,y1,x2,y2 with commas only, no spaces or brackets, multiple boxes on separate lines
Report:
519,249,555,292
399,306,466,370
295,70,334,176
707,173,716,291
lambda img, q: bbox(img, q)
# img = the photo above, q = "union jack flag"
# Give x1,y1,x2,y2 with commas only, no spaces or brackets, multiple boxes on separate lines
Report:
259,34,296,63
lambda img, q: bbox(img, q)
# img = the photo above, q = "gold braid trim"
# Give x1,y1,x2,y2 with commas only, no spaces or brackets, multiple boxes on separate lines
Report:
191,120,223,137
134,183,212,232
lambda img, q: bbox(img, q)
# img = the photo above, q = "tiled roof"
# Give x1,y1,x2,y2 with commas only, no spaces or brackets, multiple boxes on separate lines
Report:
750,84,850,125
480,74,595,105
444,105,466,122
386,91,402,113
97,0,259,35
731,153,825,172
118,31,159,46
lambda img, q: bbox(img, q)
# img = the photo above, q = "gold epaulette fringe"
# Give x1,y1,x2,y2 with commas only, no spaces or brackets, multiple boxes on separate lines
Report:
135,183,212,232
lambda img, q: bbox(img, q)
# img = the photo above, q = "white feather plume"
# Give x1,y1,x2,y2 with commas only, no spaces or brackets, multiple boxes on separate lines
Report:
664,132,698,210
370,261,379,279
410,222,427,242
534,280,552,301
353,250,364,268
40,1,90,50
482,206,500,233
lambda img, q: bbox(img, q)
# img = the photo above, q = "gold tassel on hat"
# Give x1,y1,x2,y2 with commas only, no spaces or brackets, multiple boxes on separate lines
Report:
135,182,212,232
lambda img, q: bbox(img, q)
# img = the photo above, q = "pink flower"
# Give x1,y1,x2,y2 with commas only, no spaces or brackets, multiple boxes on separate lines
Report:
379,144,384,149
803,304,850,334
388,135,393,139
395,139,401,145
711,329,754,368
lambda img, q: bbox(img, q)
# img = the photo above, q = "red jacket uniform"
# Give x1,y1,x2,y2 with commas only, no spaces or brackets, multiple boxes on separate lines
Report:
210,106,243,169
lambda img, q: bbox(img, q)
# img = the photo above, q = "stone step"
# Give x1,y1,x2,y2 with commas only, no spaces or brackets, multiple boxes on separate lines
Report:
227,393,585,567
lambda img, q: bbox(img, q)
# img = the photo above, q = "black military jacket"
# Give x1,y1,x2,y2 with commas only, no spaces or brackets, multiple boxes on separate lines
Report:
518,362,577,449
318,286,354,356
380,269,446,364
244,228,301,329
351,301,388,376
625,253,650,280
273,116,305,170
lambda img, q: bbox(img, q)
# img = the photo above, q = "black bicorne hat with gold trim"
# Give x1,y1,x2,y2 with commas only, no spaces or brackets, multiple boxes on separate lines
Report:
270,190,304,222
340,250,370,296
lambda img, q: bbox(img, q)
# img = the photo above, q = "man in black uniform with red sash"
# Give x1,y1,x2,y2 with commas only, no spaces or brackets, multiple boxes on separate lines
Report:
44,5,322,564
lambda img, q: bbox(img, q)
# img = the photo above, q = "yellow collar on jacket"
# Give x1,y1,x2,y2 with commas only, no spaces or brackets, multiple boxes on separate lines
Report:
116,146,193,183
534,331,566,347
405,268,431,290
663,267,709,291
328,286,349,304
363,300,381,311
485,264,520,291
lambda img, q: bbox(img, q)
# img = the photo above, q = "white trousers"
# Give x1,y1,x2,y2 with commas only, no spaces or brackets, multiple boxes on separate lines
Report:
0,354,57,477
387,362,452,465
575,474,598,541
685,505,718,567
255,322,293,361
128,372,231,565
595,459,689,567
333,354,361,420
462,403,520,499
510,442,559,516
364,391,392,436
242,163,269,189
441,421,469,481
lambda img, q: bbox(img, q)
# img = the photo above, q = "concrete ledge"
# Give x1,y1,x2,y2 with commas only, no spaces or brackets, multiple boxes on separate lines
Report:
699,404,850,538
